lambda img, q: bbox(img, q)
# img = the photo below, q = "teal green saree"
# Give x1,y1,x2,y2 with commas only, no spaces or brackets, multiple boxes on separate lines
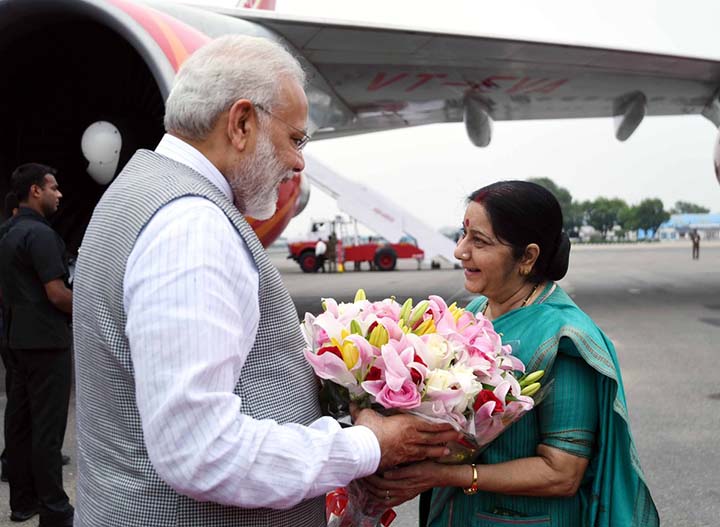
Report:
428,283,659,527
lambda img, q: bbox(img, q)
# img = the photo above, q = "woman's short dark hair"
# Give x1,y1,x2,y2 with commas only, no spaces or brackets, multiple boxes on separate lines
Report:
11,163,57,202
468,180,570,282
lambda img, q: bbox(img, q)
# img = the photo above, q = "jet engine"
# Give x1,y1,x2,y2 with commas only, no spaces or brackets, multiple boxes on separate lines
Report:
0,0,307,251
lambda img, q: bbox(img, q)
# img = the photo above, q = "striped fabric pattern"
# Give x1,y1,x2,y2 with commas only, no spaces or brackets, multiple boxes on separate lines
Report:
73,150,325,527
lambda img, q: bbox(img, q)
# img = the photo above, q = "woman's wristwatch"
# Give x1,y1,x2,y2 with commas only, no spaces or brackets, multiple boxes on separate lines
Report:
463,464,479,495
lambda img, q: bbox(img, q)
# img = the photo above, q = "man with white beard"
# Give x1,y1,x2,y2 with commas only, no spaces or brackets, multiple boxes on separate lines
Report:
71,36,458,527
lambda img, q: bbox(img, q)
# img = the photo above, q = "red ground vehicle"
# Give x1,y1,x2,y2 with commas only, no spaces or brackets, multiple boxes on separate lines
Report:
288,237,424,273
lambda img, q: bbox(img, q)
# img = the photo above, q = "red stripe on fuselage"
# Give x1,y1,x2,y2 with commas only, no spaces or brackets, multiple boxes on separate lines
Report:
107,0,209,70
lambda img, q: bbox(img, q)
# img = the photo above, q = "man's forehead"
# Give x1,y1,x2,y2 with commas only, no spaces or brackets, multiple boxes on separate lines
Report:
278,80,308,118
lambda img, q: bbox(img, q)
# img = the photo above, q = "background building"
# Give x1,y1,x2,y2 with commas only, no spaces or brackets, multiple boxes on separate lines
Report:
657,213,720,240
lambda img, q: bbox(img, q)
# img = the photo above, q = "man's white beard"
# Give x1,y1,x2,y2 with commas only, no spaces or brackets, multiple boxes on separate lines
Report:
230,131,292,220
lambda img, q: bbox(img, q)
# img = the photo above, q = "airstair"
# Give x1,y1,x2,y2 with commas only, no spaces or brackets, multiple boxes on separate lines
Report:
303,155,459,267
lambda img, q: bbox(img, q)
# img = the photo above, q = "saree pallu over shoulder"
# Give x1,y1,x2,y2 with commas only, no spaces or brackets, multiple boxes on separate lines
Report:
429,287,659,527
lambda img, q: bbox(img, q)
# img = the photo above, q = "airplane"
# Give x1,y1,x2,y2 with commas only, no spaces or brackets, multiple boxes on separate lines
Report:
1,0,720,254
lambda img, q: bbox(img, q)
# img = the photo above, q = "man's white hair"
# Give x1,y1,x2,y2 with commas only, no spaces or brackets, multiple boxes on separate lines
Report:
164,35,306,140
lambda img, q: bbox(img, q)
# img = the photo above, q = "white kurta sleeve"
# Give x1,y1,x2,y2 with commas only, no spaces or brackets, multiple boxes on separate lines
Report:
124,197,380,508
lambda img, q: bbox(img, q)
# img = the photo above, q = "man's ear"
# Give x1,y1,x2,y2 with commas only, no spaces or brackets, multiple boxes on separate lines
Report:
226,99,255,151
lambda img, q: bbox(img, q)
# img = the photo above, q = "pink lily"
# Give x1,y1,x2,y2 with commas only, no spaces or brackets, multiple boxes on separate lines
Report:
303,348,357,389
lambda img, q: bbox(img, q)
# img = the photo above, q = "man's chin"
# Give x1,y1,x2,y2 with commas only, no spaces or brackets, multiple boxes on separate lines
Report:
245,204,277,221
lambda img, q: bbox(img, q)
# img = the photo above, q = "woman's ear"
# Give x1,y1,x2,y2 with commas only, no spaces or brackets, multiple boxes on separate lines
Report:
522,243,540,269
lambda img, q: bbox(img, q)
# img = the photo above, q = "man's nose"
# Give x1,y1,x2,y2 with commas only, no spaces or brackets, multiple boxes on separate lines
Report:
293,151,305,173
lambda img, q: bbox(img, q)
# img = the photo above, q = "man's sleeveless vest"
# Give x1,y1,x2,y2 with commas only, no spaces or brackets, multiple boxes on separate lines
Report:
73,150,324,527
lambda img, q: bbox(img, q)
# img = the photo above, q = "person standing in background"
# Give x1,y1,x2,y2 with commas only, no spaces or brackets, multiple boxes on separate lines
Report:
690,229,700,260
2,192,19,222
0,191,20,483
315,237,327,272
326,230,338,272
0,164,74,526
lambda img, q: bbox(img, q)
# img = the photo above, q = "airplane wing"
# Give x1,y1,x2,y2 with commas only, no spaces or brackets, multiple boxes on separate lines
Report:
200,6,720,141
3,0,719,253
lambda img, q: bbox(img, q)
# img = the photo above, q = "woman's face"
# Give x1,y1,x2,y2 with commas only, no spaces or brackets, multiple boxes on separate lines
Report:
454,201,522,298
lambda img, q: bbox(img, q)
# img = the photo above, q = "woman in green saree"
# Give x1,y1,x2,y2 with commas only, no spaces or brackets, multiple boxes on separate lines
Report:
363,181,659,527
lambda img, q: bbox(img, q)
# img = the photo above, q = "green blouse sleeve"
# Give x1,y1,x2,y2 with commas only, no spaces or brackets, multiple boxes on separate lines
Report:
538,339,598,458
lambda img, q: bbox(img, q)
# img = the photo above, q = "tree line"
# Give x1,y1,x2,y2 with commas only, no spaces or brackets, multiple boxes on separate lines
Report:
528,178,710,239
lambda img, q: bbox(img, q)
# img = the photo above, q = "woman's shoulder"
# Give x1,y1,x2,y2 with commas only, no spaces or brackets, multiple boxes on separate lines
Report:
534,284,585,318
517,284,605,345
463,285,602,339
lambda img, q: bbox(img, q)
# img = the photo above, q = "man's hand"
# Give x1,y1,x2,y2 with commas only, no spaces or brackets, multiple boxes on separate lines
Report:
354,408,460,471
359,461,451,508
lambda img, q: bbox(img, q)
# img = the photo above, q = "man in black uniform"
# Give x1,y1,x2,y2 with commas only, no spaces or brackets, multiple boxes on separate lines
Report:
0,163,73,526
0,191,20,482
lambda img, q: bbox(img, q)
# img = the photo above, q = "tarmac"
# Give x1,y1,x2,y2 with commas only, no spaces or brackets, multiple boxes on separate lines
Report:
0,240,718,526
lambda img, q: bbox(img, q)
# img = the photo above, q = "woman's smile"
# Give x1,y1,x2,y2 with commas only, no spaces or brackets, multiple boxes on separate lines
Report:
463,267,481,277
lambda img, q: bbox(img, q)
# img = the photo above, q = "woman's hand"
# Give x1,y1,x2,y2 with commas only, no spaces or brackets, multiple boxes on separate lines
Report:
359,461,471,508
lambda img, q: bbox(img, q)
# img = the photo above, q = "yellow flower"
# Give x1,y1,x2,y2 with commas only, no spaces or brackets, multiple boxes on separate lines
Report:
354,289,367,302
331,329,359,369
448,302,465,323
413,318,436,336
340,339,359,369
368,324,389,347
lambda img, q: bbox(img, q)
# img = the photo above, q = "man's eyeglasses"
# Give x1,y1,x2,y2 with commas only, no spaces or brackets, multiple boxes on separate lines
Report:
254,103,311,152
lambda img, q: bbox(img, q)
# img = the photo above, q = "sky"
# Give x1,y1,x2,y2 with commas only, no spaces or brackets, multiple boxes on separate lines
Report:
184,0,720,238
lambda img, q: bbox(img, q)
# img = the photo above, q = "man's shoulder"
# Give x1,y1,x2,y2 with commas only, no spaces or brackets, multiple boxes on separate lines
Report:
153,196,231,227
0,215,42,243
140,196,241,252
0,218,13,238
17,216,58,241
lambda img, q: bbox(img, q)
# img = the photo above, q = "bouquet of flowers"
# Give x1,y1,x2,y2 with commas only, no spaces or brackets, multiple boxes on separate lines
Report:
302,290,547,527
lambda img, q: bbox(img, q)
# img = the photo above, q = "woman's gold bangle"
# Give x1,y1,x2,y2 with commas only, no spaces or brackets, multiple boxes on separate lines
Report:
463,464,479,495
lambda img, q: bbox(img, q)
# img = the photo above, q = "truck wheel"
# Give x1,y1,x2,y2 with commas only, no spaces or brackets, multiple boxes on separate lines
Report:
374,248,397,271
299,251,319,273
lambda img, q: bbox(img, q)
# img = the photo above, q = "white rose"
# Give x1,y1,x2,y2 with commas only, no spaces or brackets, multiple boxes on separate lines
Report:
422,334,454,370
424,369,467,416
425,368,455,392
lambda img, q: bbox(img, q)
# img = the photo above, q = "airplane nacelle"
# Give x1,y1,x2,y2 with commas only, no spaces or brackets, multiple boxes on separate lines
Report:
613,91,647,142
0,0,307,252
463,95,493,148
